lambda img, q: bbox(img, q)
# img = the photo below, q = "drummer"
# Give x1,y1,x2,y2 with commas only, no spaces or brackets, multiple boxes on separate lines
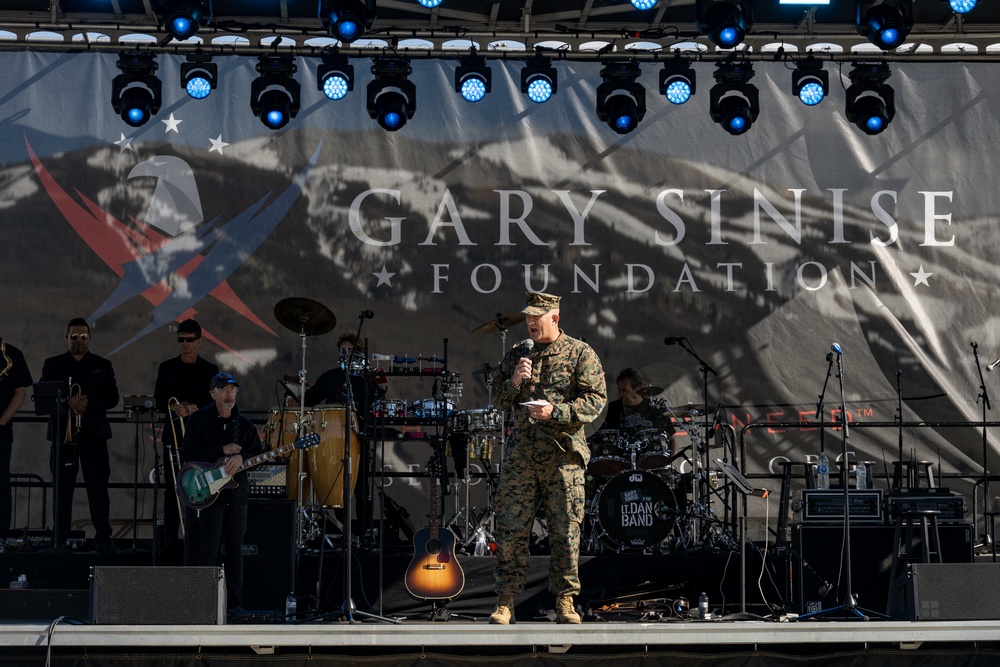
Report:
603,367,674,436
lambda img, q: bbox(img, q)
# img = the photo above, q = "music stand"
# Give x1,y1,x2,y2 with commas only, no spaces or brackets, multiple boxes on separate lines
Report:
715,458,769,617
124,396,157,555
32,381,66,549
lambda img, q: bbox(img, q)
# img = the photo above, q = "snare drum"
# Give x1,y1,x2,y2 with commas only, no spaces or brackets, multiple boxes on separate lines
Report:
587,430,629,477
410,397,455,418
306,405,360,508
264,408,311,503
634,429,673,470
373,398,407,419
590,470,678,552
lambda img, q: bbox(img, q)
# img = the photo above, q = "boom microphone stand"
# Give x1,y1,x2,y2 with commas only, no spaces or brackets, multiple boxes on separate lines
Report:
972,342,992,553
798,343,885,621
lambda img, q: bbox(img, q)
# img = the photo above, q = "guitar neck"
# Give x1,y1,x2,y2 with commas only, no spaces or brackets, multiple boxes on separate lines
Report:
236,441,294,473
428,477,440,541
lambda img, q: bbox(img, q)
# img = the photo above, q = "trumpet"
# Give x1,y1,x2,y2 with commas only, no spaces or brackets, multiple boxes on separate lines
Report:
65,379,82,443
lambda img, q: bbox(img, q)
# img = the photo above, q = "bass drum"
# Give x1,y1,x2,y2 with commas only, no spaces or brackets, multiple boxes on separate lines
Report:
264,408,311,503
306,405,361,508
590,470,677,552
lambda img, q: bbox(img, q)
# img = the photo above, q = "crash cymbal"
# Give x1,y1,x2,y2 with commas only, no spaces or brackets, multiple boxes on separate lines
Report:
274,297,336,336
472,311,526,335
637,384,664,397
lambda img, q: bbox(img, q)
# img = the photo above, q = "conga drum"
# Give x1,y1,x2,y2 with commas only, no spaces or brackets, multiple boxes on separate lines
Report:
307,405,361,508
264,408,312,503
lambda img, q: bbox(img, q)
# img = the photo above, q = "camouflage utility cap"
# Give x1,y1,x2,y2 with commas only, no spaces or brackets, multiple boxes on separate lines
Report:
522,292,561,316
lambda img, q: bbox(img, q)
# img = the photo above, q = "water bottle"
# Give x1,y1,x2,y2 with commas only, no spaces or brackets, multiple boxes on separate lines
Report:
698,592,710,619
816,451,831,490
473,527,488,556
285,593,297,621
856,461,868,490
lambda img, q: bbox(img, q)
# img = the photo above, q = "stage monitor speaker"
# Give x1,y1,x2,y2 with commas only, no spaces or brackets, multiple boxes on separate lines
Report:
792,523,972,615
90,566,225,624
891,562,1000,620
241,499,296,611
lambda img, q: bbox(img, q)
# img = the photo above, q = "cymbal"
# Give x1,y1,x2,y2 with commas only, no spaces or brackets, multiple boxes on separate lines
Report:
274,297,336,336
471,311,526,335
637,384,664,397
471,362,496,376
672,403,709,415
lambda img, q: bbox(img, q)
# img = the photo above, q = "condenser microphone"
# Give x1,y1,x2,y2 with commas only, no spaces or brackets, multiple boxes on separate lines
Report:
831,342,842,355
359,310,375,319
664,337,685,345
988,357,1000,372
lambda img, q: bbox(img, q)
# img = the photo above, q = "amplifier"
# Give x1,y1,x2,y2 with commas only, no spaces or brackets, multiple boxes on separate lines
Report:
801,489,883,523
886,491,966,523
247,463,288,498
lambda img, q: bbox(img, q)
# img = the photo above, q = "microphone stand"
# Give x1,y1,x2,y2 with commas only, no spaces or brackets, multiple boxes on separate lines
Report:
798,347,885,621
972,342,993,558
672,338,718,544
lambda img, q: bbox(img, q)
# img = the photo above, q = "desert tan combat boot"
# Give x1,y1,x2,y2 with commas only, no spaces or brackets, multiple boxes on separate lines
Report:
489,595,516,625
556,594,581,624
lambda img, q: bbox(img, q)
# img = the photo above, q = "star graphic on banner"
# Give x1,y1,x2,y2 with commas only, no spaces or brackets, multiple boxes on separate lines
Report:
910,266,933,287
373,264,396,287
162,113,182,133
209,134,229,154
113,133,134,153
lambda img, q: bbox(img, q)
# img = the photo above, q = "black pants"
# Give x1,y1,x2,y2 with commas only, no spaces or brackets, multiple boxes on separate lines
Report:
50,437,112,544
193,492,248,609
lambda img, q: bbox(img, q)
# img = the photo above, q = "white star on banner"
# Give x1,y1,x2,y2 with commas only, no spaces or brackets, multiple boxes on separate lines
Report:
373,265,396,287
162,113,182,133
910,266,933,287
209,134,229,154
113,133,134,153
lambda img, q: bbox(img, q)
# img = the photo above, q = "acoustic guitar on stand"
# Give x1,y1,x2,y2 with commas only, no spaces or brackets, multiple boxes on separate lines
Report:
404,455,465,601
176,432,319,510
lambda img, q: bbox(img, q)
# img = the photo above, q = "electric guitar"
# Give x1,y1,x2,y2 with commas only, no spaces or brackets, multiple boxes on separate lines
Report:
404,456,465,601
176,432,319,510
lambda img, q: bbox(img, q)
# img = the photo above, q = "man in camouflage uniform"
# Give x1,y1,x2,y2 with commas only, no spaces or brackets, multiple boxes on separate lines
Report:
488,292,607,624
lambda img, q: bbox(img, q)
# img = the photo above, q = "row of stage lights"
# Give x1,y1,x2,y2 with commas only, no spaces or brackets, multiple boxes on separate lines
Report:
112,50,897,136
126,0,925,135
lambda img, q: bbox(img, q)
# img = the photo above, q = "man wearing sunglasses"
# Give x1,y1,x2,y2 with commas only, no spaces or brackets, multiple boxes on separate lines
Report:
153,319,219,560
39,318,120,553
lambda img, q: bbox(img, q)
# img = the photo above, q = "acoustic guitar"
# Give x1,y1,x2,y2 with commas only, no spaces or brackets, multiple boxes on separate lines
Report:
404,456,465,601
176,432,319,510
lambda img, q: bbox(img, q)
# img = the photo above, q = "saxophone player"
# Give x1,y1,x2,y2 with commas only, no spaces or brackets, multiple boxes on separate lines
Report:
39,318,119,553
0,335,32,553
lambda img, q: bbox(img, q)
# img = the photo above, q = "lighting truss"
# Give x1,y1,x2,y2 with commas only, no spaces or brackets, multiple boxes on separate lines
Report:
250,54,300,130
111,51,162,127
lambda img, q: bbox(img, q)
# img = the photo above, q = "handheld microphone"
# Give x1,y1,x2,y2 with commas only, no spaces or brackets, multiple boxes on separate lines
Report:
143,398,154,410
664,337,685,346
360,310,375,319
831,342,842,355
516,339,535,355
988,357,1000,372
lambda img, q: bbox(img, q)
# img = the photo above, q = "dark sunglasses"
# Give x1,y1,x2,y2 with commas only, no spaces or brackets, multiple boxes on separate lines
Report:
177,336,200,343
66,333,91,341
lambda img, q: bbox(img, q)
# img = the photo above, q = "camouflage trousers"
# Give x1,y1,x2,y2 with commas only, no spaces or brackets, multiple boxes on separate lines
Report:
493,437,586,597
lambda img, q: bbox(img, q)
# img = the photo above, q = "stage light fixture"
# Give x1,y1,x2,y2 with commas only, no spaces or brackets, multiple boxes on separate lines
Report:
596,59,645,135
521,55,557,104
696,0,753,49
948,0,977,13
250,54,300,130
367,57,415,131
156,0,212,41
792,58,828,106
111,51,162,127
319,0,371,43
855,0,913,50
659,57,696,105
180,53,216,100
709,60,758,135
418,0,444,7
631,0,658,9
317,53,354,101
845,61,894,135
455,55,491,103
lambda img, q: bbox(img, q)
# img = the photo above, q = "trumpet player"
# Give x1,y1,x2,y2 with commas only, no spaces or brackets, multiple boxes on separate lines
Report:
39,318,119,553
153,319,218,559
0,335,32,554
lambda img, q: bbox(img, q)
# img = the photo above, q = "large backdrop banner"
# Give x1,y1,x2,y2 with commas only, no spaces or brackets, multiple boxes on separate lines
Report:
1,50,997,494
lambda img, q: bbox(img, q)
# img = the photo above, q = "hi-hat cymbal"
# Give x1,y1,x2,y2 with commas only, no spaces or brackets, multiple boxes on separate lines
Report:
274,297,336,336
637,384,664,397
472,311,526,335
